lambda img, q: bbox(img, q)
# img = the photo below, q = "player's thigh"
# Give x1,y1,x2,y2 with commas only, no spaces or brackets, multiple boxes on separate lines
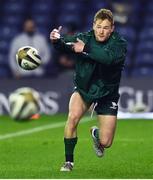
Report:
68,92,89,123
98,115,117,147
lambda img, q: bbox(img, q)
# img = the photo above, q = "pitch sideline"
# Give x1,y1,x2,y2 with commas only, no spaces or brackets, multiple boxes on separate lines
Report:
0,117,91,141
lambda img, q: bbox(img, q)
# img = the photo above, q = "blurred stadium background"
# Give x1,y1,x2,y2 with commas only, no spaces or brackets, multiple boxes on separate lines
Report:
0,0,153,116
0,0,153,77
0,0,153,178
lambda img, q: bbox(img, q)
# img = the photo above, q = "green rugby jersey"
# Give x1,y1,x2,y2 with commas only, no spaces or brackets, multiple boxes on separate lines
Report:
53,30,127,103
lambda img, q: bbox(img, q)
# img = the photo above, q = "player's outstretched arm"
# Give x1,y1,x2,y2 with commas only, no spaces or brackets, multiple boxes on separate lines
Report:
50,26,77,53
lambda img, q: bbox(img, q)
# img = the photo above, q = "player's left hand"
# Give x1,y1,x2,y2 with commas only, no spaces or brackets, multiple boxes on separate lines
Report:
72,38,85,53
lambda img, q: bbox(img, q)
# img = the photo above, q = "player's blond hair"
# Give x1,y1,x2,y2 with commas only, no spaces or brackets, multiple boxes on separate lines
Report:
94,9,114,26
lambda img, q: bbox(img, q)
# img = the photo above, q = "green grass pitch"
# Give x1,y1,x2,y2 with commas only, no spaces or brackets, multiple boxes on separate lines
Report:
0,114,153,179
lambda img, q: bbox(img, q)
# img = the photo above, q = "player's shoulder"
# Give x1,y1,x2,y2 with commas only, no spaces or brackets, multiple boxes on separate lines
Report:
110,31,127,48
111,31,127,43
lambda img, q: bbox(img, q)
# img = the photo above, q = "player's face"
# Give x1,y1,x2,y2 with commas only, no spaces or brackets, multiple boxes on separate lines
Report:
93,19,114,42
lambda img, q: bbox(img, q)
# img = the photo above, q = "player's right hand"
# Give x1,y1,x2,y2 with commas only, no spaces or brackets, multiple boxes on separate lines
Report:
50,26,62,42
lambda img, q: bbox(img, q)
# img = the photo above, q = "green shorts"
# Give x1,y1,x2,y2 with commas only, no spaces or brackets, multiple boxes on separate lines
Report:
94,95,119,116
74,87,119,116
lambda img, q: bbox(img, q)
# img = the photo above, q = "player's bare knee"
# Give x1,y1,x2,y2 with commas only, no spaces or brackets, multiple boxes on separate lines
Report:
100,139,112,148
66,112,80,131
68,112,81,122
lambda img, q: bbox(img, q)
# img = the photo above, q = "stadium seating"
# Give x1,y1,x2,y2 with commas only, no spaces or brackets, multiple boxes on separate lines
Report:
132,67,153,77
139,27,153,41
3,2,26,14
136,41,153,53
2,15,23,26
0,26,19,40
0,54,11,77
0,40,10,54
116,26,136,43
135,53,153,66
30,1,55,15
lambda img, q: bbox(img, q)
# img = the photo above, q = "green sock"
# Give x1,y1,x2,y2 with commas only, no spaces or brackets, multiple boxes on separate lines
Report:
64,137,78,162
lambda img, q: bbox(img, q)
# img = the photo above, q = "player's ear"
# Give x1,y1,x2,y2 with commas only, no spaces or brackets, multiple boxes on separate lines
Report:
111,25,115,33
93,22,95,30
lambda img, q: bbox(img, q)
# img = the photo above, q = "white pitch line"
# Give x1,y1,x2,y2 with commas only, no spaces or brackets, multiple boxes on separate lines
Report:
0,117,91,141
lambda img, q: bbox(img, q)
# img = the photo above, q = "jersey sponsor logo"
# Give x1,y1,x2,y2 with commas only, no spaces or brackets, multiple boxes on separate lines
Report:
110,102,118,109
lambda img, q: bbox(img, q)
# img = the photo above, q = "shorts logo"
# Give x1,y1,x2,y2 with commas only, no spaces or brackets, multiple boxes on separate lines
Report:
110,102,118,109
